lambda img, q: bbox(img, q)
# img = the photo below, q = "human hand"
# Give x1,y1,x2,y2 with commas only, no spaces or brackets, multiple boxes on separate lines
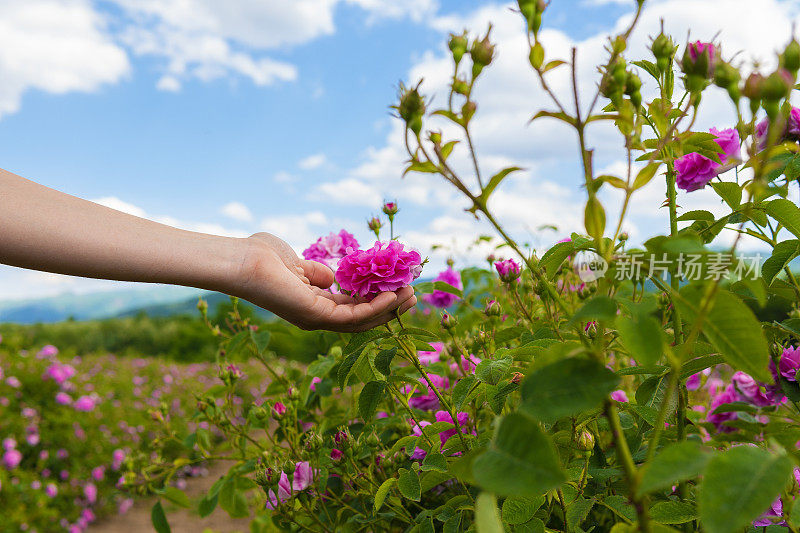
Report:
233,233,417,332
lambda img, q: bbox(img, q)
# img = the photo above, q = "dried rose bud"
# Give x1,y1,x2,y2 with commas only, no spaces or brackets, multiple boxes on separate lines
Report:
576,430,595,451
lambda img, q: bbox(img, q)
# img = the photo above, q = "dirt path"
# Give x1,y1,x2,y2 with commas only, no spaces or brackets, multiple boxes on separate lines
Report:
89,461,252,533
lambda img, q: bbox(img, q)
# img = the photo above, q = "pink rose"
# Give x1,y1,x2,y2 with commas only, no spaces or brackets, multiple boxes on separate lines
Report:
335,241,422,299
417,342,445,366
45,483,58,498
73,396,96,412
494,259,521,282
422,268,462,308
709,127,741,164
55,392,72,405
302,230,360,271
291,461,314,491
675,127,740,192
3,449,22,469
610,390,629,403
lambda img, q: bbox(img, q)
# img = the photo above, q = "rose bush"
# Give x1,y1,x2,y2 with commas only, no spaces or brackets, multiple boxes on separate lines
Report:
133,1,800,532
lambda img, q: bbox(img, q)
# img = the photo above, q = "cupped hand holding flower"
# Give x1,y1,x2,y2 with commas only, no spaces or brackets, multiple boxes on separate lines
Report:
234,233,417,332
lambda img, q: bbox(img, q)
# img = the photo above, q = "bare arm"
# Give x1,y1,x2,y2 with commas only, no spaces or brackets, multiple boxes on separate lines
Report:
0,168,416,331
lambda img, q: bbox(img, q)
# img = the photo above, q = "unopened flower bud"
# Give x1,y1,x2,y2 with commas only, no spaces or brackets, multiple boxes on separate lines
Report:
452,77,470,96
287,386,300,400
484,299,501,317
618,231,629,241
334,429,351,448
366,433,380,448
197,298,208,314
470,33,495,74
652,33,675,73
254,468,271,487
429,131,442,145
576,430,595,451
448,32,469,64
330,448,343,462
743,72,764,100
382,201,399,217
396,83,425,135
441,312,458,330
762,69,794,102
367,216,383,234
782,39,800,74
681,41,717,79
494,259,521,283
272,402,286,419
462,101,477,122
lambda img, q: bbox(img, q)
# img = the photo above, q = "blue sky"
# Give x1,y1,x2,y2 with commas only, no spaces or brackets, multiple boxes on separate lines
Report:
0,0,797,300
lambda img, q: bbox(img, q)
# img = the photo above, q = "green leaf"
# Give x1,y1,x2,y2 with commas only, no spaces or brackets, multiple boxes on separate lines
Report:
482,166,523,201
530,110,576,126
699,446,794,533
763,239,800,284
674,285,770,382
568,296,618,326
452,376,477,410
633,163,661,190
711,182,742,209
373,478,396,512
375,348,398,376
432,281,463,297
421,452,449,473
615,304,664,366
472,412,565,498
308,356,336,378
789,497,800,529
358,381,386,420
162,486,191,508
540,240,576,279
650,501,697,524
226,330,250,358
198,492,218,518
567,497,595,531
475,493,504,533
632,59,660,81
219,479,249,518
151,501,171,533
502,496,542,525
344,330,390,357
475,356,512,385
521,358,619,423
766,198,800,238
638,441,713,496
584,196,606,241
398,468,421,501
249,330,271,354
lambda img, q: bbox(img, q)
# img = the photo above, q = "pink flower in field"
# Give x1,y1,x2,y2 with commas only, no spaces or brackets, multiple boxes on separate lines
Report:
435,410,472,448
336,241,422,299
707,384,739,432
37,345,58,358
451,354,482,375
675,128,740,192
731,372,772,407
422,268,462,308
779,346,800,381
45,483,58,498
265,472,293,510
112,449,125,470
44,362,76,386
418,342,445,366
84,482,97,504
410,420,432,460
73,396,96,412
2,438,16,450
91,466,105,481
686,373,702,391
118,498,134,514
494,259,521,282
302,230,360,271
6,376,21,388
25,433,39,446
403,374,449,411
709,127,741,164
610,390,629,403
310,377,322,391
3,449,22,469
57,448,68,459
273,402,286,417
753,497,784,527
55,392,72,405
292,461,314,491
330,448,343,461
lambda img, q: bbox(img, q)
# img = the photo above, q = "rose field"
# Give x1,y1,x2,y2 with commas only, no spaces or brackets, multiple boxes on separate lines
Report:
12,0,800,532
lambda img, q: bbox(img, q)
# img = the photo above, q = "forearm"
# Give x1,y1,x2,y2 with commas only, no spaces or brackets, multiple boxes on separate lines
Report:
0,168,247,293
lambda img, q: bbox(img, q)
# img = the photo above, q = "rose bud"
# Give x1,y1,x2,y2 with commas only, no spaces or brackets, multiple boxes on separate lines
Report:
382,201,399,217
576,430,595,451
470,32,495,77
484,299,502,317
448,32,469,64
494,259,522,283
782,39,800,74
651,32,675,73
272,402,286,419
441,312,458,330
396,83,426,135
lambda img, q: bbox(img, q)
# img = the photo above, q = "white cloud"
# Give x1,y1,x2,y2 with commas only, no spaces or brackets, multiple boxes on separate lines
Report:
298,153,328,170
345,0,437,23
220,201,254,222
92,196,147,218
0,0,130,118
260,211,329,251
156,75,181,92
317,178,383,206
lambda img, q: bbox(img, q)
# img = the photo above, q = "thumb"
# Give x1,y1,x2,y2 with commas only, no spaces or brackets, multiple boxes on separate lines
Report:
301,260,335,289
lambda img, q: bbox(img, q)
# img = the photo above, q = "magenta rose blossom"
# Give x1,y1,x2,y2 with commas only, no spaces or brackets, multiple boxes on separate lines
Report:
706,384,739,432
335,240,422,299
675,127,740,192
422,268,462,308
731,371,772,407
302,230,360,271
494,258,521,282
610,390,629,403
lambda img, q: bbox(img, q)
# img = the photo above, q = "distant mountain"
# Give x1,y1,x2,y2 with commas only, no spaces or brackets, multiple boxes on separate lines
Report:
116,291,274,320
0,286,203,324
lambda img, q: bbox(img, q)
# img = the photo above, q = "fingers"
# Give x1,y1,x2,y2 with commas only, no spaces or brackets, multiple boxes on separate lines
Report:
301,260,334,289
